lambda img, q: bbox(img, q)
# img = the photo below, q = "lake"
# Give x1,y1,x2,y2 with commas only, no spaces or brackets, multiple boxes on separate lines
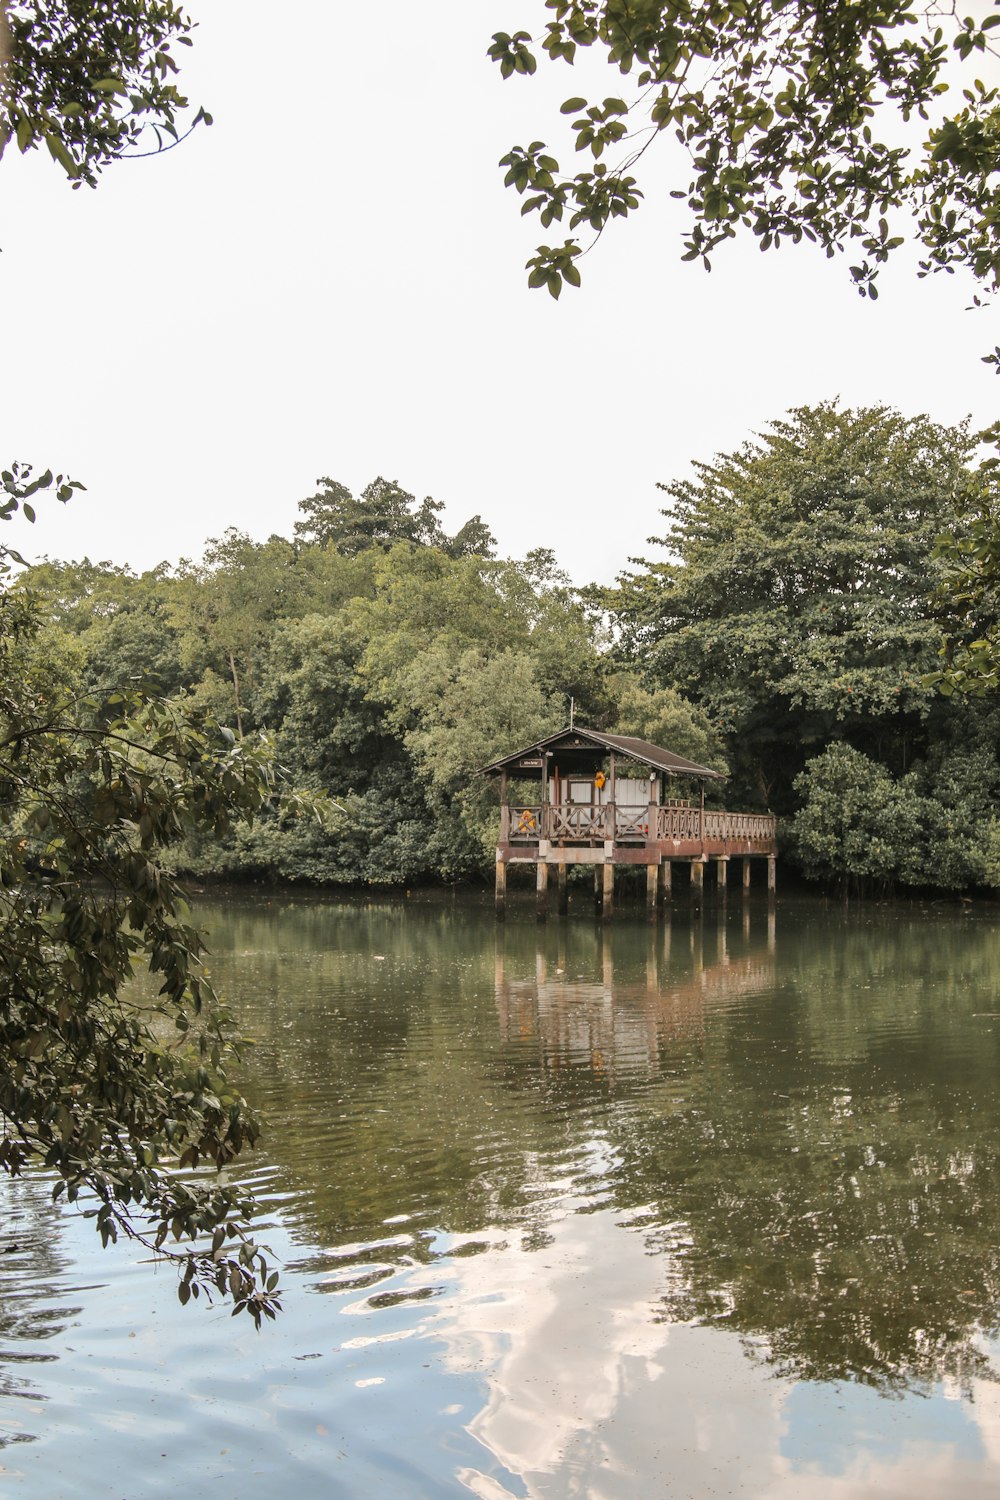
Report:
4,889,1000,1498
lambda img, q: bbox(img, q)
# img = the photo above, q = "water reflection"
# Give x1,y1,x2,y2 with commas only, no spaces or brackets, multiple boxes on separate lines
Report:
494,922,776,1077
217,896,1000,1399
5,895,1000,1497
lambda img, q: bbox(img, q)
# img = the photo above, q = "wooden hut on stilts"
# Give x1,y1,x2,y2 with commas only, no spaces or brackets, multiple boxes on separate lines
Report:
481,726,777,920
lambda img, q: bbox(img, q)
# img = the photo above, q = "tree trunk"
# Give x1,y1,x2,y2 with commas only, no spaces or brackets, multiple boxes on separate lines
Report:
227,650,245,738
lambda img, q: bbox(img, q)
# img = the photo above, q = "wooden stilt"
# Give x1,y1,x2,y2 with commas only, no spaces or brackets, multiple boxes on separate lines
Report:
602,862,615,919
495,858,506,919
767,855,777,895
536,860,549,921
594,865,602,913
717,857,728,894
658,859,672,907
557,862,568,915
743,857,752,893
690,860,704,899
646,863,658,918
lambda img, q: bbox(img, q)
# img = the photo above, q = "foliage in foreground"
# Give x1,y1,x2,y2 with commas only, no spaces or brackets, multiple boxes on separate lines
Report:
0,0,209,184
0,463,283,1322
491,0,1000,307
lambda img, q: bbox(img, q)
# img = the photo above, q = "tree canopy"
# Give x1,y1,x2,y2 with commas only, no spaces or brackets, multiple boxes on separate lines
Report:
22,420,1000,897
604,403,1000,890
18,474,627,887
294,476,497,560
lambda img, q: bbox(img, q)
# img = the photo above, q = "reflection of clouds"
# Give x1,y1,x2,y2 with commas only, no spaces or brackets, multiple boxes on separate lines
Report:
432,1203,1000,1499
960,1355,1000,1471
437,1203,673,1494
435,1197,795,1499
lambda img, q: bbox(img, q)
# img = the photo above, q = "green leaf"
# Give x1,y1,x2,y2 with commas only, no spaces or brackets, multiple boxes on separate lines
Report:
44,134,79,178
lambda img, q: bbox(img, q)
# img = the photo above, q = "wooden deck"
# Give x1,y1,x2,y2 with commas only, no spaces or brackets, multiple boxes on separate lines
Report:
499,802,777,862
495,802,777,919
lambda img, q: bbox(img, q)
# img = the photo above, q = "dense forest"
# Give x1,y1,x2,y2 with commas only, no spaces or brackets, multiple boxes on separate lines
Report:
17,403,1000,894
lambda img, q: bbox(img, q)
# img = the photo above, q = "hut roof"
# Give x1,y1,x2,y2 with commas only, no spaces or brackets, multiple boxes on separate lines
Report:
479,725,725,781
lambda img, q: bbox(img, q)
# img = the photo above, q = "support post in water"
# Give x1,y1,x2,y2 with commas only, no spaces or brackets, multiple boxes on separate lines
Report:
717,856,728,896
658,860,672,908
495,858,506,919
743,857,752,893
646,862,658,918
767,855,777,896
557,862,568,915
691,859,705,900
536,860,549,921
602,862,615,920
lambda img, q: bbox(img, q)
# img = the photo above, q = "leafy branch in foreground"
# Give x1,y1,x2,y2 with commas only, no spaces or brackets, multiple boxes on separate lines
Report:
491,1,1000,301
0,463,282,1324
0,0,211,185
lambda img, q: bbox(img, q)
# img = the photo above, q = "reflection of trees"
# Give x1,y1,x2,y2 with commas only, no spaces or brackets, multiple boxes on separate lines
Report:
625,915,1000,1392
203,894,1000,1394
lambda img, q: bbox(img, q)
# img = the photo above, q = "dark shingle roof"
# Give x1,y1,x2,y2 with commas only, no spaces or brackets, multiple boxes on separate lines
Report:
591,731,725,779
480,725,725,780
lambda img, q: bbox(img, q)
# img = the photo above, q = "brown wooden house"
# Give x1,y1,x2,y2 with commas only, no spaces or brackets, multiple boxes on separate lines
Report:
481,725,777,917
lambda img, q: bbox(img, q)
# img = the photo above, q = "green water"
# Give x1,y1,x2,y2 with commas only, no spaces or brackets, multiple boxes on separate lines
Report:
4,891,1000,1498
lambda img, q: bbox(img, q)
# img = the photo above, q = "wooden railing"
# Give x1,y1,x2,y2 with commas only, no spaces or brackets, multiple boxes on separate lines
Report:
702,811,776,843
508,805,544,841
614,804,652,838
507,803,777,847
547,803,607,841
657,805,702,841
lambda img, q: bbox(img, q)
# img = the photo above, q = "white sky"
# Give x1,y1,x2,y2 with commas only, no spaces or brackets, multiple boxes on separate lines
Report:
3,1,999,585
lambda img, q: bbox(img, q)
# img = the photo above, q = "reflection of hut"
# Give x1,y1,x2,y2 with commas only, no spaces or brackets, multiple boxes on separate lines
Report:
494,925,776,1078
481,726,777,918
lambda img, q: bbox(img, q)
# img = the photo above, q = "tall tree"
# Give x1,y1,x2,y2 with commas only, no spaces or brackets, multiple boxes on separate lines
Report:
294,476,497,560
294,477,446,555
608,404,979,813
